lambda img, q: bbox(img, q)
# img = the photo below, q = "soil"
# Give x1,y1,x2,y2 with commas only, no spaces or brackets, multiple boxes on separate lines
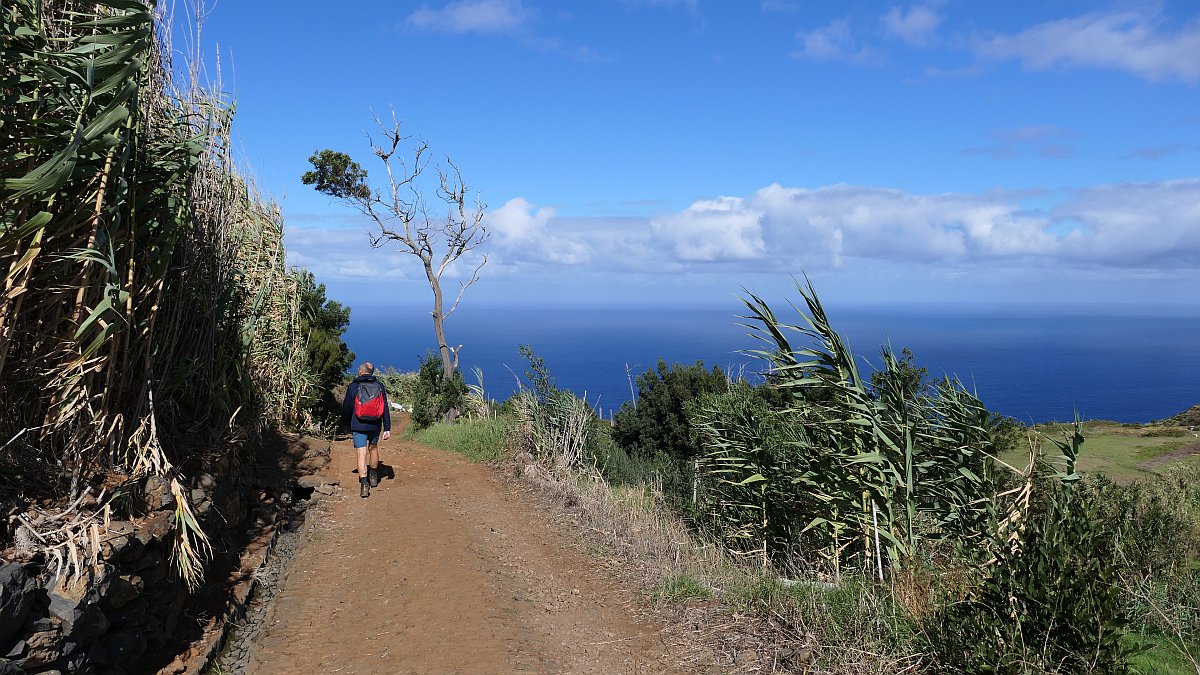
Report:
244,416,692,674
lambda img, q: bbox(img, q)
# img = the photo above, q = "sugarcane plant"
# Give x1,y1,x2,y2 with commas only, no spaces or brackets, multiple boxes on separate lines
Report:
694,277,1001,573
2,0,313,588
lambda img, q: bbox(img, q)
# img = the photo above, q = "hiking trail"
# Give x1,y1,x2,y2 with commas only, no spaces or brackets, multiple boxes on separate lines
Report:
243,416,692,674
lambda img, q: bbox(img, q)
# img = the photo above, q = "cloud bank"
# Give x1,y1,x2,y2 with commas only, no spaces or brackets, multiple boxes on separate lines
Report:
287,180,1200,284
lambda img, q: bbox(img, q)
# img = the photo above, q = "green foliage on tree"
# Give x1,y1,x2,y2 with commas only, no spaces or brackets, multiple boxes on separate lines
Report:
869,346,928,401
300,150,371,200
411,352,467,430
612,360,730,462
295,269,354,391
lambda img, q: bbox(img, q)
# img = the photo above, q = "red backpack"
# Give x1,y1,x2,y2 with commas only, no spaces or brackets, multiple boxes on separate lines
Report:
354,380,386,422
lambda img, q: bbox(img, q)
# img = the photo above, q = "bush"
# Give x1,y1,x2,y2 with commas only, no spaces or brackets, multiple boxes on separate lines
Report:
585,425,686,492
1084,466,1200,642
926,481,1137,674
410,353,467,430
374,367,419,408
612,359,729,463
610,360,732,508
296,269,354,391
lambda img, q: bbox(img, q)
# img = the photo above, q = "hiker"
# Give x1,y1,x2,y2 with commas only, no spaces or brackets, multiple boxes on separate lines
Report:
342,362,391,498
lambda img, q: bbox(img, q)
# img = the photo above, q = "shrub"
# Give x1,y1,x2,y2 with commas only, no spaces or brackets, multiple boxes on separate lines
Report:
691,382,815,564
507,347,598,472
375,367,419,408
296,269,354,391
612,359,729,463
510,347,644,480
611,360,734,508
1084,466,1200,642
410,352,467,430
694,281,1005,573
925,481,1137,674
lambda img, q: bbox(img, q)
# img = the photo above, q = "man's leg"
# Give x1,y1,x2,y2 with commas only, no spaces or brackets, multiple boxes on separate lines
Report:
356,444,370,497
367,442,381,487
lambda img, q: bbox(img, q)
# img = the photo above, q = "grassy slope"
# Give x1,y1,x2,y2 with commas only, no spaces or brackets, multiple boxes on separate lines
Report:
1002,421,1199,483
407,416,513,462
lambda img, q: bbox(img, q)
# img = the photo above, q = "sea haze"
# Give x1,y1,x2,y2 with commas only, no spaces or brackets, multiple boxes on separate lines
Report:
343,302,1200,424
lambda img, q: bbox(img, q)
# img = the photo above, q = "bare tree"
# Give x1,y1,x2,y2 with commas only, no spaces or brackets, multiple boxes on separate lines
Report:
302,112,488,382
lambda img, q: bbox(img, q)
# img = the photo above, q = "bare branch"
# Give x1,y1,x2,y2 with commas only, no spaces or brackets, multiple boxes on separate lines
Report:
303,113,489,381
445,254,488,320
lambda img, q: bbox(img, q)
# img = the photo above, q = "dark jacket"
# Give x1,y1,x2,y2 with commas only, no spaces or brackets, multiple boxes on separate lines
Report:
342,374,392,433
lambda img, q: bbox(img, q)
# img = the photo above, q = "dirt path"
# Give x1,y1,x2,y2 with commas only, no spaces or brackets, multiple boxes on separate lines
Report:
1138,440,1200,470
245,420,690,674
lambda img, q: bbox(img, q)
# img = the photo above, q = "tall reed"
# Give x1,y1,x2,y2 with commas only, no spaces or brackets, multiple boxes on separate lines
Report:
2,0,310,587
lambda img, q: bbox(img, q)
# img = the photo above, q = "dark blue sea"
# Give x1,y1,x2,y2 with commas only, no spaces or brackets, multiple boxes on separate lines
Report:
343,302,1200,424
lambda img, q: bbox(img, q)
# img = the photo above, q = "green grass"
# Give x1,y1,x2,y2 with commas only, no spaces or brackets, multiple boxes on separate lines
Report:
1129,634,1200,674
409,417,513,462
653,573,712,603
1002,421,1197,483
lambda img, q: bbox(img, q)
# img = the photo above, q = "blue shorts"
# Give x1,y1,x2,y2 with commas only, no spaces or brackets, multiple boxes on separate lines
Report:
352,430,380,448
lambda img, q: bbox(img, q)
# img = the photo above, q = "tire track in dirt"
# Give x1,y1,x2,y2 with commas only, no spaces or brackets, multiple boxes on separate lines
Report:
245,421,689,674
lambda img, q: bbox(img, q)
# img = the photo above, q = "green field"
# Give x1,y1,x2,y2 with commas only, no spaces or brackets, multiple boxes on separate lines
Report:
1002,421,1200,483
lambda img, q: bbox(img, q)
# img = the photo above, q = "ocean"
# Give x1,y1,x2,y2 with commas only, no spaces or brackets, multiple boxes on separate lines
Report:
342,302,1200,424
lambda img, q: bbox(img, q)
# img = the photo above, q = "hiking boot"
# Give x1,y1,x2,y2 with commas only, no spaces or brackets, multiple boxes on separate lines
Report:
360,478,370,498
368,467,380,487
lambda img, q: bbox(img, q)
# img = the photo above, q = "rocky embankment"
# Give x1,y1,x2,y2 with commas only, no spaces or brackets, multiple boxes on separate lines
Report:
1,433,333,674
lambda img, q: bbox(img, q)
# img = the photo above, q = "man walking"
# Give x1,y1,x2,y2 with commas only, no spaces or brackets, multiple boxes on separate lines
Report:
342,362,391,498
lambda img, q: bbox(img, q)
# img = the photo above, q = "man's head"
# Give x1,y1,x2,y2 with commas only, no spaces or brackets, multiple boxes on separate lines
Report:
357,362,375,376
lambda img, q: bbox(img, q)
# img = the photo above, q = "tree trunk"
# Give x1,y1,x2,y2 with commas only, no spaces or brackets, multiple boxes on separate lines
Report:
427,262,455,382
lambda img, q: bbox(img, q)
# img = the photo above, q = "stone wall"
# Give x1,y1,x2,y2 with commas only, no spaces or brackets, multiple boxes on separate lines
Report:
0,434,331,674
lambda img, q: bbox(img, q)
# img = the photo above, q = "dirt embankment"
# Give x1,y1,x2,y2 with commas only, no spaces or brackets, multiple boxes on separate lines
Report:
244,419,696,674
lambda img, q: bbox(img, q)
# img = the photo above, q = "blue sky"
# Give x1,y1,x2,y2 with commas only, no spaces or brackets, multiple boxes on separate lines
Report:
189,0,1200,309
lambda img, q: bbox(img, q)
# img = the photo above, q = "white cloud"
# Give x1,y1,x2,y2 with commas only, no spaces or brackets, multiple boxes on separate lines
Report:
793,19,879,63
650,196,765,261
487,198,591,265
1056,179,1200,265
407,0,530,34
646,180,1199,272
750,183,1056,264
975,10,1200,83
882,5,941,46
284,226,420,281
